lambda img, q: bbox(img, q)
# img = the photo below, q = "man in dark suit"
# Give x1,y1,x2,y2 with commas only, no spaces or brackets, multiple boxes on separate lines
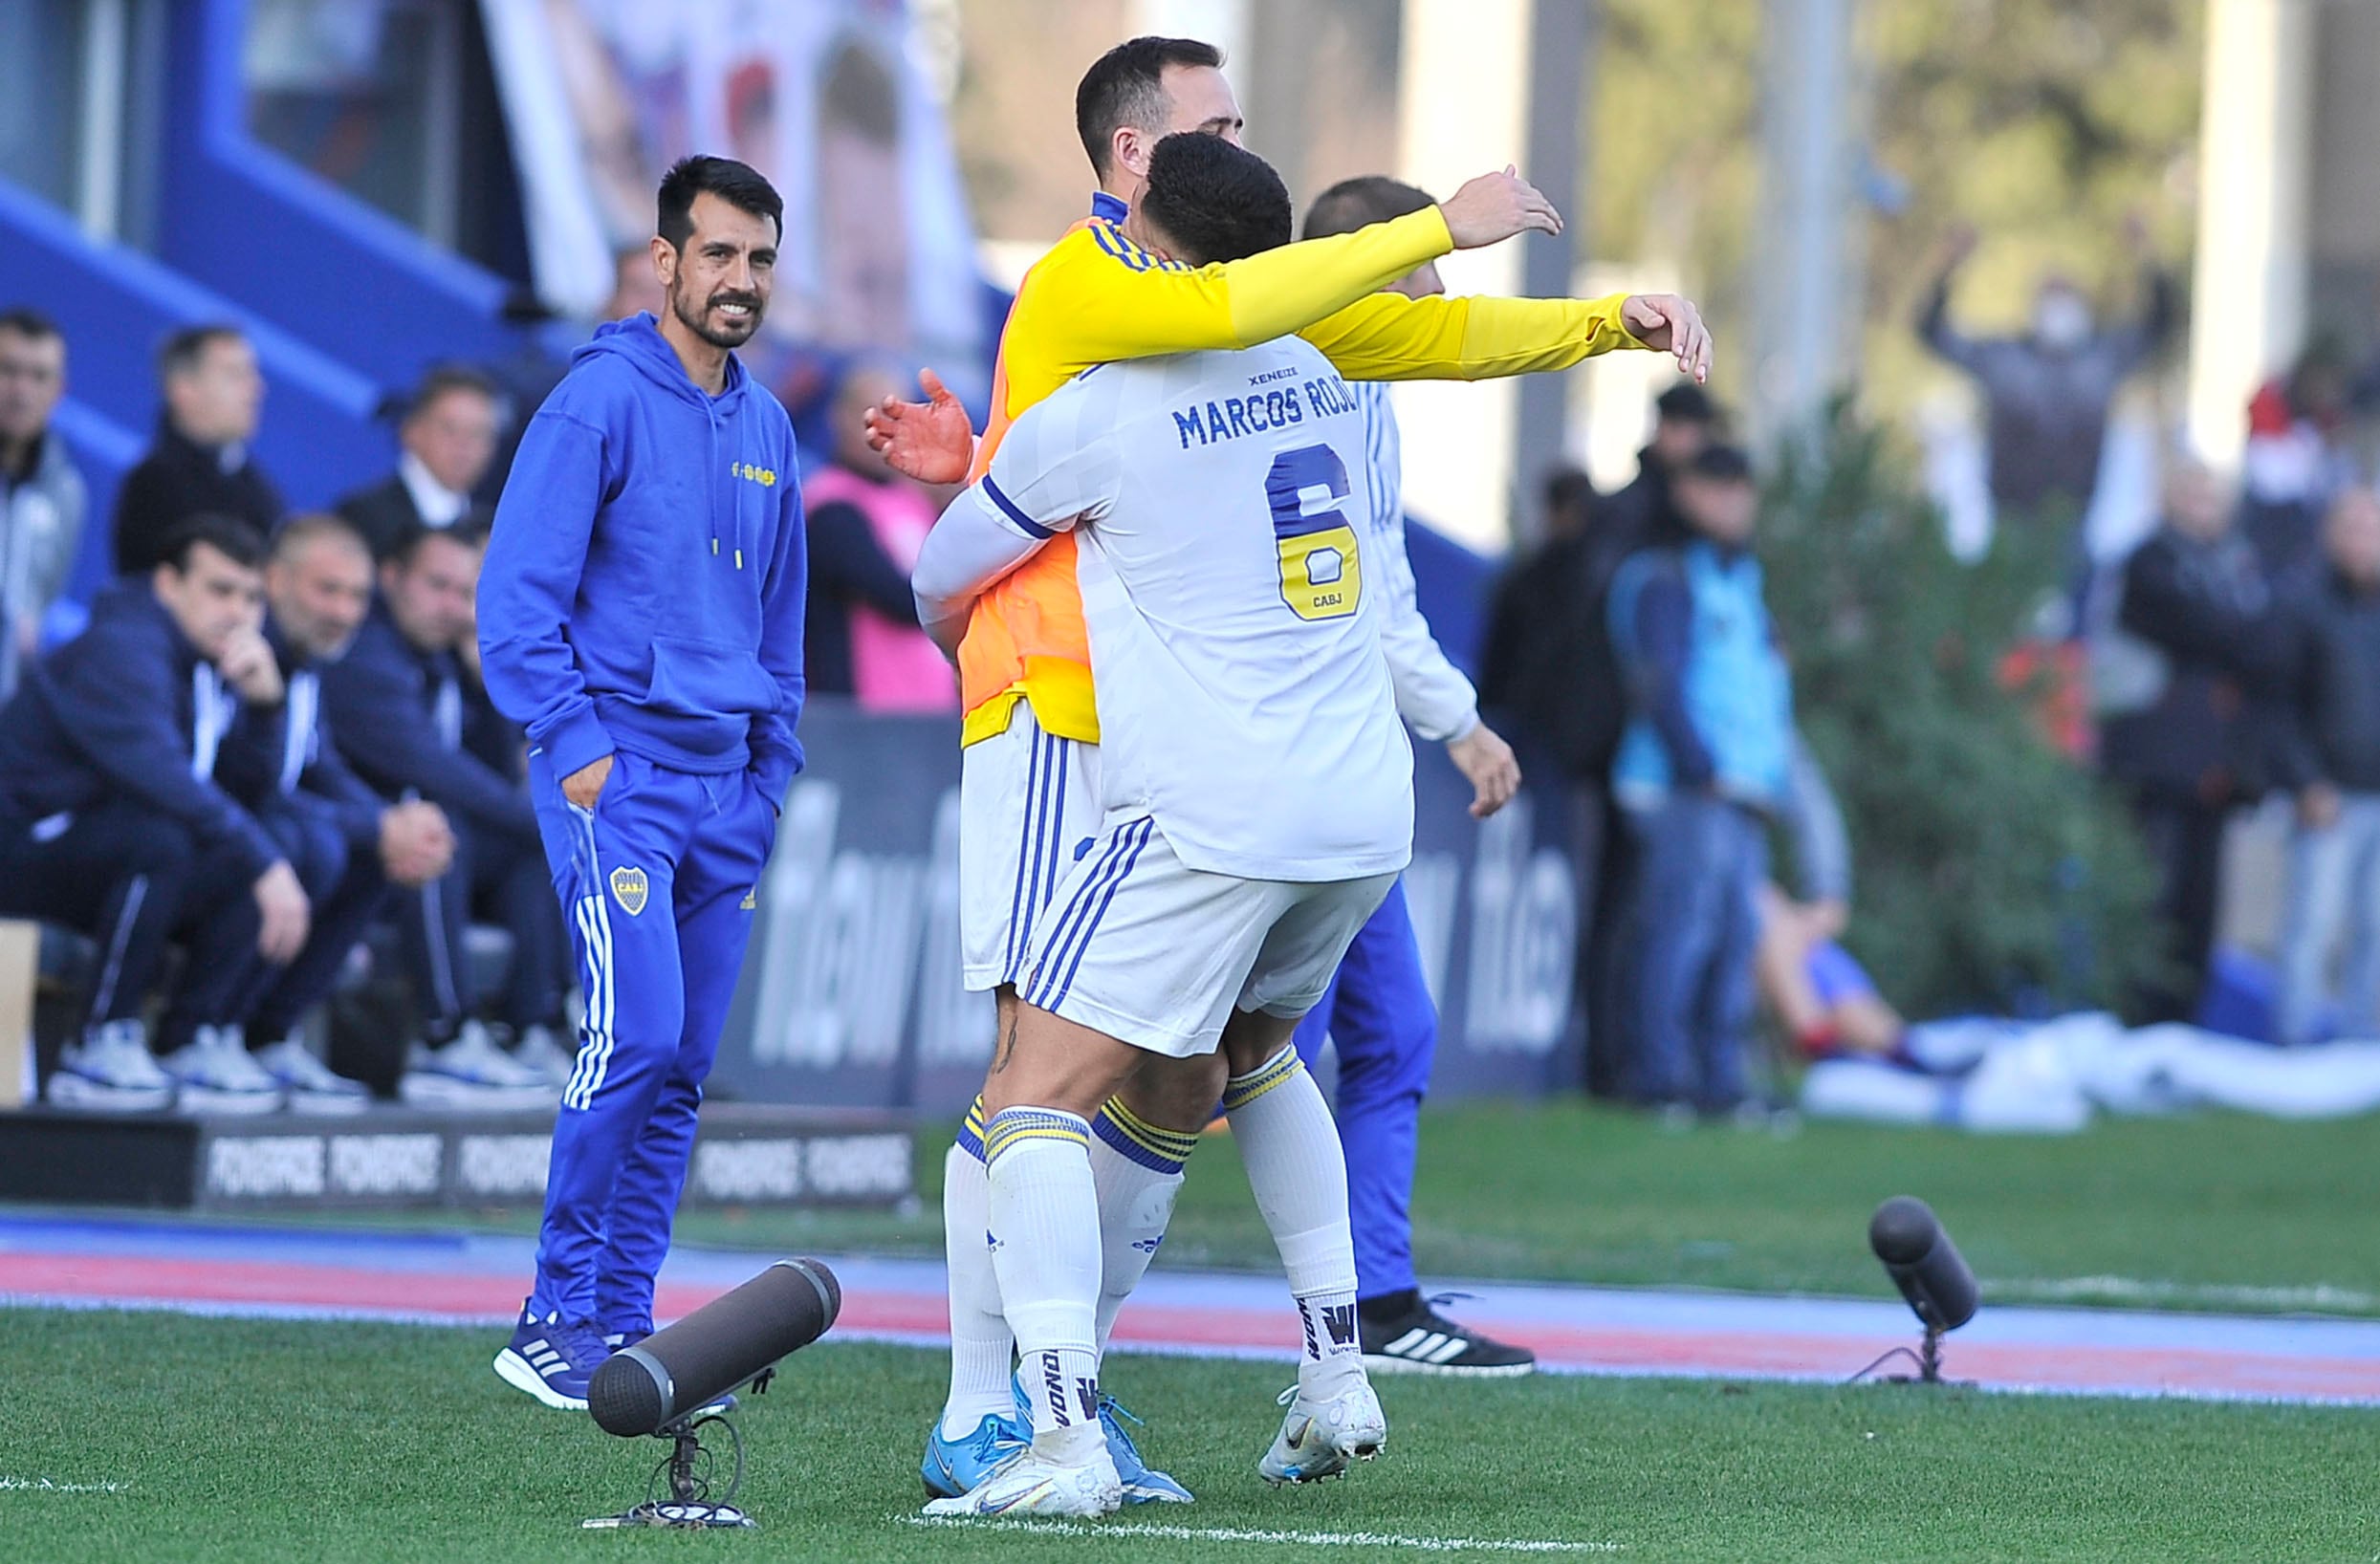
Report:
112,326,284,575
336,366,501,562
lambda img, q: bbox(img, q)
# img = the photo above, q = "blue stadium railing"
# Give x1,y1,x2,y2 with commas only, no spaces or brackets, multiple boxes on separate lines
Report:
0,180,387,611
157,0,529,394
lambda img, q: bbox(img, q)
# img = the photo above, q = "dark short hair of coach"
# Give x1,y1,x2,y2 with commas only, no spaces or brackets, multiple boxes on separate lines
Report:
474,154,808,1409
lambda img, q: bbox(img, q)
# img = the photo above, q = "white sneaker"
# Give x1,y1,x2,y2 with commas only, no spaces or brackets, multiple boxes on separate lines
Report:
1257,1376,1387,1485
46,1020,174,1112
510,1022,577,1090
920,1442,1122,1518
255,1038,372,1116
161,1025,284,1116
401,1020,555,1112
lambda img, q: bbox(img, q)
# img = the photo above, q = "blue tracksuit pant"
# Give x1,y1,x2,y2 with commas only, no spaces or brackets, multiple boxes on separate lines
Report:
525,749,775,1335
1291,878,1435,1302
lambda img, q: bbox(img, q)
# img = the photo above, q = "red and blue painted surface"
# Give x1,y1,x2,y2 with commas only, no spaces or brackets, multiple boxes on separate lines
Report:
7,1214,2378,1405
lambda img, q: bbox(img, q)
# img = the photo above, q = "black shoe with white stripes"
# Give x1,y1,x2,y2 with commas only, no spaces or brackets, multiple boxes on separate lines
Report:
1358,1291,1537,1377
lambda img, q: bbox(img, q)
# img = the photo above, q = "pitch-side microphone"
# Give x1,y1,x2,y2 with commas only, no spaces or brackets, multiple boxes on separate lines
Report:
1868,1196,1978,1334
588,1259,841,1437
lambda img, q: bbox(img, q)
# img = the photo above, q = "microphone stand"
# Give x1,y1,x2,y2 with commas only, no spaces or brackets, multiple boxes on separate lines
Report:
1846,1323,1960,1386
582,1409,754,1530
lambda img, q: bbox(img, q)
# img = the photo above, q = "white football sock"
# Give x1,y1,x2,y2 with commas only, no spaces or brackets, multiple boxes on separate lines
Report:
985,1106,1105,1461
1224,1044,1365,1399
939,1105,1017,1439
1088,1097,1196,1356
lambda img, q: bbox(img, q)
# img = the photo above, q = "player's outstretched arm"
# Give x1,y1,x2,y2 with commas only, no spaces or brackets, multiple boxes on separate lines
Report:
1304,288,1712,386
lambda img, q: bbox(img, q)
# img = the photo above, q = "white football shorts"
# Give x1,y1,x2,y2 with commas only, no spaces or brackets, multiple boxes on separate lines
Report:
1016,812,1397,1057
958,704,1103,992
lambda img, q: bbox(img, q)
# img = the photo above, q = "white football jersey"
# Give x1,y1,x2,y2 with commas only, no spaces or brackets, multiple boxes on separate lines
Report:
960,338,1414,882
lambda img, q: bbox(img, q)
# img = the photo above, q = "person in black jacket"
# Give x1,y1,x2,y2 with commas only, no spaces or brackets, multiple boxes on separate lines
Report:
217,515,459,1106
319,520,564,1104
2273,487,2380,1046
2100,458,2295,1025
0,515,311,1110
112,326,284,575
1596,383,1715,572
334,366,502,562
1480,467,1642,1096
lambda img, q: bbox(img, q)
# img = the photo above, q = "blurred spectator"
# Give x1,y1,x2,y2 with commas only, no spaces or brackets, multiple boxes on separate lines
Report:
318,522,564,1105
216,515,456,1106
2238,379,2333,581
802,358,956,710
1481,466,1636,1095
0,308,84,696
2274,487,2380,1046
2099,457,2295,1025
1918,217,2174,522
113,325,283,575
479,248,668,507
0,516,310,1111
1606,445,1793,1114
1601,383,1715,559
337,366,501,561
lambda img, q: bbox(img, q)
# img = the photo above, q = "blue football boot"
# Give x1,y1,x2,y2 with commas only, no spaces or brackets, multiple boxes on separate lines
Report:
921,1408,1032,1499
1008,1371,1191,1505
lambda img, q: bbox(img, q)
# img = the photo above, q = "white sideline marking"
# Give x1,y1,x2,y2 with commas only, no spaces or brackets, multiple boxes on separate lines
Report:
906,1515,1621,1553
1998,1276,2379,1312
0,1477,129,1494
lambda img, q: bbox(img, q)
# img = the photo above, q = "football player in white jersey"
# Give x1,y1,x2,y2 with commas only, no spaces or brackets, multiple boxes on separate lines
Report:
911,133,1411,1517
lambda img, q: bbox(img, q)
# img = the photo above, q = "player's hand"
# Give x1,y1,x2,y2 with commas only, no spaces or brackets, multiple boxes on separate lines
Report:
863,367,974,486
252,860,312,965
1448,721,1521,819
379,800,455,887
1438,166,1562,250
217,626,285,706
2300,782,2343,833
563,754,615,812
1620,293,1713,384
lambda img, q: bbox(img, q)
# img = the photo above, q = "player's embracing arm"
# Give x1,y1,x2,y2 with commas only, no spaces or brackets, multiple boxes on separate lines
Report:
749,465,809,805
913,386,1123,652
478,405,612,782
1303,289,1707,383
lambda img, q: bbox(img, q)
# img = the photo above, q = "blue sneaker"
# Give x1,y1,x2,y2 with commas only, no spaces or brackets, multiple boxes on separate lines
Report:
604,1331,737,1418
493,1304,607,1411
1098,1395,1194,1504
921,1410,1031,1499
1006,1371,1190,1505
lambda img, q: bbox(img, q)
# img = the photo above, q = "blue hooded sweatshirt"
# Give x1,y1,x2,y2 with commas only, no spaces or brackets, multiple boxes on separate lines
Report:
478,314,807,797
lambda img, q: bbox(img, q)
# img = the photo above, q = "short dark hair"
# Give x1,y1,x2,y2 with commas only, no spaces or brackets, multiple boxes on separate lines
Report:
1301,176,1435,242
1544,465,1598,520
1138,134,1291,268
159,323,247,384
657,156,784,251
156,513,266,575
1683,443,1753,484
386,518,490,572
1655,382,1716,426
1075,35,1224,181
404,363,499,424
271,511,371,565
0,307,61,343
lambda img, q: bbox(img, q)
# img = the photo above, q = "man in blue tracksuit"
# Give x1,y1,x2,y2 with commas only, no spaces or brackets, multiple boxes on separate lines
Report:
1289,179,1536,1376
322,520,567,1101
1606,443,1793,1114
477,156,805,1410
0,514,310,1110
217,514,457,1106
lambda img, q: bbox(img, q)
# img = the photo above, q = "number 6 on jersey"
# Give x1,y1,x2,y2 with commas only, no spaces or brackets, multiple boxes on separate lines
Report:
1266,445,1364,621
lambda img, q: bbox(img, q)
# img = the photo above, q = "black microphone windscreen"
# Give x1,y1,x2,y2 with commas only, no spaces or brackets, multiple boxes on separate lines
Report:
589,1258,841,1437
1868,1196,1979,1333
1869,1196,1939,1266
